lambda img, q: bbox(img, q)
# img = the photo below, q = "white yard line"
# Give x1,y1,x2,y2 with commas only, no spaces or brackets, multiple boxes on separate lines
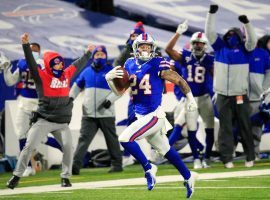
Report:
1,169,270,196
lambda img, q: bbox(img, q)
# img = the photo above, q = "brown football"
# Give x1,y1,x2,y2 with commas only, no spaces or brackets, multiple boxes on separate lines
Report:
113,67,130,91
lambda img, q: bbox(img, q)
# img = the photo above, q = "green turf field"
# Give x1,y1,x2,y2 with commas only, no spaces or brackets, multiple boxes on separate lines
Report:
1,160,270,199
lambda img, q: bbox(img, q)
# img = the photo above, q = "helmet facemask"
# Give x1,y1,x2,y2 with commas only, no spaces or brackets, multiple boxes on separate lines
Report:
190,32,208,57
133,33,157,61
191,41,206,56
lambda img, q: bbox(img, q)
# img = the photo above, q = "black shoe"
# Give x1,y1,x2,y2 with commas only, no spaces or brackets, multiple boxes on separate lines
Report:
72,166,80,175
108,166,123,173
61,178,72,187
7,175,20,189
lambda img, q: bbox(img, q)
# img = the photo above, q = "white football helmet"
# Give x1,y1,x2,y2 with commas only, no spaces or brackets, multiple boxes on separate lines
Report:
190,32,208,56
132,33,157,61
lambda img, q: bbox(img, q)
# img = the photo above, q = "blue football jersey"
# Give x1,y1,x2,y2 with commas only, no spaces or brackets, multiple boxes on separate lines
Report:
181,49,214,97
124,57,170,115
15,59,38,98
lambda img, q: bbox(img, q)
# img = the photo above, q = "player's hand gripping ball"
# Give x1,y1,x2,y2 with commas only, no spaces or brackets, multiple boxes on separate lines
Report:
113,66,130,91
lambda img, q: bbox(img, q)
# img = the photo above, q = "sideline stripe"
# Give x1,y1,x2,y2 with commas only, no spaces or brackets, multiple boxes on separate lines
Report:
1,169,270,196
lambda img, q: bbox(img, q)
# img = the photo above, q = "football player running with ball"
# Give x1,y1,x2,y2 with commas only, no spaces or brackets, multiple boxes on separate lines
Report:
106,33,198,199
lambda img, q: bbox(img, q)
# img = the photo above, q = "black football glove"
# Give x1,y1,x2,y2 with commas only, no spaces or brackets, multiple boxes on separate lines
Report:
99,99,112,110
238,15,249,24
209,4,218,14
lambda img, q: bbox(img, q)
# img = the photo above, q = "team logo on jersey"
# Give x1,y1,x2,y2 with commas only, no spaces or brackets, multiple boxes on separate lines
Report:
185,56,191,63
50,77,68,88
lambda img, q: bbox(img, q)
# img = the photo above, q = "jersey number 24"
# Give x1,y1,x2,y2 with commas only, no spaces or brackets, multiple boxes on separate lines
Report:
130,74,151,95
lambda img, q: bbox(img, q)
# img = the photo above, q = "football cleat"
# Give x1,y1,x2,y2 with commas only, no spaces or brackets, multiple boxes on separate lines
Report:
145,164,158,191
22,166,36,177
6,175,20,189
61,178,72,187
245,160,254,168
193,159,202,169
224,162,234,169
184,172,197,199
202,159,211,168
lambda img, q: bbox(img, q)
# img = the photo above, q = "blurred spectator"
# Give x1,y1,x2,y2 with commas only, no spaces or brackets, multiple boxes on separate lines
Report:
70,45,122,174
205,5,256,168
248,39,270,160
1,44,62,177
7,33,92,189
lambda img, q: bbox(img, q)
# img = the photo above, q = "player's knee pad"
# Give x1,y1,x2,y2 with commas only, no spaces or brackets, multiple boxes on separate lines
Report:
186,110,198,131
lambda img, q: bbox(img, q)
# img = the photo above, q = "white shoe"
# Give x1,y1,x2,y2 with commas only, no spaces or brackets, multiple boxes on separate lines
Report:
193,159,202,169
22,166,36,177
184,172,198,199
122,156,135,167
245,161,254,168
145,164,158,191
224,162,234,169
202,159,211,168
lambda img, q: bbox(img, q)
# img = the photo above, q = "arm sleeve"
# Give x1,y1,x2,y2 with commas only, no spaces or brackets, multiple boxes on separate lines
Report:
244,22,257,51
69,83,82,100
105,92,121,103
113,45,132,67
262,56,270,91
158,59,170,72
70,51,91,78
205,13,218,45
3,65,20,86
22,43,41,83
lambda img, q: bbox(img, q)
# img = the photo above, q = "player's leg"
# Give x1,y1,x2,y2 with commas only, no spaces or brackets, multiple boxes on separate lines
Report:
216,95,235,167
186,100,201,169
119,115,164,190
52,126,73,187
15,108,36,177
249,101,263,160
235,97,255,166
44,135,62,151
198,95,215,167
72,117,98,175
99,117,123,172
7,118,52,189
169,107,186,145
147,131,196,199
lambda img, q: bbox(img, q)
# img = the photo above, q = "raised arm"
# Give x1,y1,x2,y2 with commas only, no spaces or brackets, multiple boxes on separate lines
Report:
3,66,20,86
0,53,20,86
165,20,188,62
21,33,40,82
238,15,257,51
70,44,95,78
205,5,219,45
160,69,197,111
113,45,132,67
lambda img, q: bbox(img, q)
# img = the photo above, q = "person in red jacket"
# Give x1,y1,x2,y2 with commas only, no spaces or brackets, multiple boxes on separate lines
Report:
6,33,94,189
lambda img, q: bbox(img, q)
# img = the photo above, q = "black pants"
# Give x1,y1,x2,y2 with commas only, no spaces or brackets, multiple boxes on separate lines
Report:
216,94,255,163
73,117,122,168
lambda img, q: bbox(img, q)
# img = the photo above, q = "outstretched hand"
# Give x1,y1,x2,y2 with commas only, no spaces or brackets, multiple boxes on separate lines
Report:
87,44,96,53
21,33,29,44
176,20,188,35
